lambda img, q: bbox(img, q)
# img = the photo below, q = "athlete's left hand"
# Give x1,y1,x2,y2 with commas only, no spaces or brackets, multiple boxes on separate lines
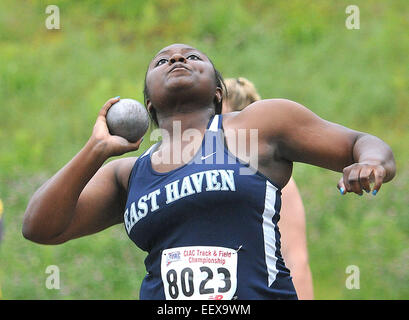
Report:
337,163,386,196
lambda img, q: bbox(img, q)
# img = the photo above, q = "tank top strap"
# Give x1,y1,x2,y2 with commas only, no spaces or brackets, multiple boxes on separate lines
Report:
200,114,225,160
126,143,158,192
207,114,223,132
139,143,157,159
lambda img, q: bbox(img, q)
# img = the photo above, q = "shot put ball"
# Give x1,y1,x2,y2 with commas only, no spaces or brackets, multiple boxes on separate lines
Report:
106,98,149,142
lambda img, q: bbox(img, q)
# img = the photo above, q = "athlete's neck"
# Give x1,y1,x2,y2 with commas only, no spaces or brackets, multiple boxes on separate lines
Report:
151,108,215,166
157,107,214,142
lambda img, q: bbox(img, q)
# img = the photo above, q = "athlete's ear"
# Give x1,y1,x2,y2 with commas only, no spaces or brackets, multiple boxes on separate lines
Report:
146,99,153,113
215,87,223,104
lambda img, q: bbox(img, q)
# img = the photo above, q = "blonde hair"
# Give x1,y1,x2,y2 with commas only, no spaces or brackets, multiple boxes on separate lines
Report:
224,77,261,111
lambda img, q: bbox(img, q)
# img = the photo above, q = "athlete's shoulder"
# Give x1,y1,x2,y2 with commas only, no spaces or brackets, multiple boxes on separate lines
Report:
224,99,312,133
241,98,305,118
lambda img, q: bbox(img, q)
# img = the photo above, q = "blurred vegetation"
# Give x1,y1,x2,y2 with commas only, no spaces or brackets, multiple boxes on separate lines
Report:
0,0,408,299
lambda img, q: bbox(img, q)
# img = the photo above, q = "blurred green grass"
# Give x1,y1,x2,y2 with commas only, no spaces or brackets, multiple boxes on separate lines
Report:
0,0,408,299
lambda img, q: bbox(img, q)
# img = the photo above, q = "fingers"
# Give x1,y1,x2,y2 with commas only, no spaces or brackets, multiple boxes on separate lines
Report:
98,96,120,120
346,165,363,195
337,177,346,195
125,136,144,151
109,136,145,157
338,163,386,196
358,166,373,194
372,165,386,195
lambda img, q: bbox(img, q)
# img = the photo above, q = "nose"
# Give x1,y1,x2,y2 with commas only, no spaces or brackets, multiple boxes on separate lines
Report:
169,53,187,64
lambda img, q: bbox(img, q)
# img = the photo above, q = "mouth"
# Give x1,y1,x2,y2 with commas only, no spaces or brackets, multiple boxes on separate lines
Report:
168,63,191,74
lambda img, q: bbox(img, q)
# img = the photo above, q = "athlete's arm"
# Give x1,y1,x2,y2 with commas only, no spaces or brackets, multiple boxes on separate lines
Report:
279,177,314,299
240,99,396,195
22,97,141,245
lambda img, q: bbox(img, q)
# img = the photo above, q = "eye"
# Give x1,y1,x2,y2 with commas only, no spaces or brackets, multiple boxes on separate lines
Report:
155,58,168,66
187,54,201,61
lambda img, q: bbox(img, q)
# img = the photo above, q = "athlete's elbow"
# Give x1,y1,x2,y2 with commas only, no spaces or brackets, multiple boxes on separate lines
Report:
22,208,37,240
22,219,45,244
21,219,44,244
22,226,68,245
22,212,67,245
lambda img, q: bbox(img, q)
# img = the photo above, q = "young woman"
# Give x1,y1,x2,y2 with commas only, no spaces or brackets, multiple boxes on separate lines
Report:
23,43,396,300
222,77,314,299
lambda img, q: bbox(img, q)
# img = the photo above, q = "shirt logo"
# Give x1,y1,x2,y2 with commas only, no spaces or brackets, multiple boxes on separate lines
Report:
201,152,216,160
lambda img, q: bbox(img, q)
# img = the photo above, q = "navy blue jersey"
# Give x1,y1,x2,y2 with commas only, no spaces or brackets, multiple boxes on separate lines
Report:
124,115,297,300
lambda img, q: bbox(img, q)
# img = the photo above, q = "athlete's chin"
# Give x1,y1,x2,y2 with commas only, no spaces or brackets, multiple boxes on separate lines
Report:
165,75,196,89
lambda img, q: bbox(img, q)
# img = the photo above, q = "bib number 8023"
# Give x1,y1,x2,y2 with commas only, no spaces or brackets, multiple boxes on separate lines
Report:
161,246,238,300
166,266,231,299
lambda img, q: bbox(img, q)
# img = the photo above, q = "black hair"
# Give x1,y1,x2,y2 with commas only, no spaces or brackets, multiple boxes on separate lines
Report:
143,58,226,127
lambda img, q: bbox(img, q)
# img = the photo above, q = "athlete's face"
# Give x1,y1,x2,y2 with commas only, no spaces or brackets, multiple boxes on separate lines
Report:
145,44,222,115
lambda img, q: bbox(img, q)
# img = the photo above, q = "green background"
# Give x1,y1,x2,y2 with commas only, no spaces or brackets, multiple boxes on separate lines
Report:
0,0,408,299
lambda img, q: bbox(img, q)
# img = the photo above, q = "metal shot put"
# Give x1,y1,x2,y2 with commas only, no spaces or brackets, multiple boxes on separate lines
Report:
106,98,149,143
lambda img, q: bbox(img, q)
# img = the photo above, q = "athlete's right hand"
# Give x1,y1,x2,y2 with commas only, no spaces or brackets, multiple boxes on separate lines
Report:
90,97,143,157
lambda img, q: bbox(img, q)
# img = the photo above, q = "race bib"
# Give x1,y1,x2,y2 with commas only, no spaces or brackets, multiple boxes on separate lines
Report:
161,246,238,300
